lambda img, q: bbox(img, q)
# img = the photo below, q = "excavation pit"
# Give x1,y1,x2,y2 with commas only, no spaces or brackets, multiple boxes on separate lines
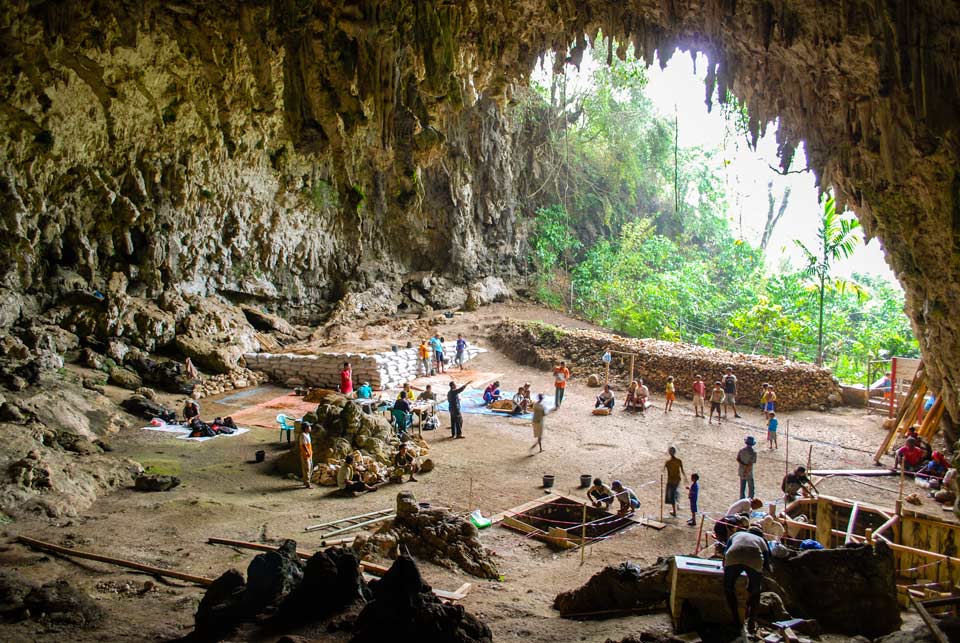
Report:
494,494,661,550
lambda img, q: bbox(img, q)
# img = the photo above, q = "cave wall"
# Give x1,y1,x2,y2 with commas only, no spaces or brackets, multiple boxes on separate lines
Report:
1,0,959,422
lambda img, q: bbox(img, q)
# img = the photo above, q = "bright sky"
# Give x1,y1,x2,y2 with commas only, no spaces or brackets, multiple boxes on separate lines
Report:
534,48,898,284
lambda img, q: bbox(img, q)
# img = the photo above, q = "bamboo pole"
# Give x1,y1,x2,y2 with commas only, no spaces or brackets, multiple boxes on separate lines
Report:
304,513,395,535
629,355,635,384
844,502,860,544
785,419,790,476
807,445,813,472
304,508,393,529
694,514,705,555
18,536,214,586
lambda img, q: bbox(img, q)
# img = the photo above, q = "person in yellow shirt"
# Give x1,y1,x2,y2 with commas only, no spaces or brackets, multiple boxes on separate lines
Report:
664,376,676,413
299,422,314,489
418,340,431,376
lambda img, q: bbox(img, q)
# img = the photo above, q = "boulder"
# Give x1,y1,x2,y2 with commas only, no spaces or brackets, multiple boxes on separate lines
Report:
274,546,369,625
0,569,37,619
175,335,245,374
243,539,304,610
241,305,294,334
134,474,181,492
23,579,106,627
586,374,602,387
193,569,246,641
108,367,142,390
351,554,492,643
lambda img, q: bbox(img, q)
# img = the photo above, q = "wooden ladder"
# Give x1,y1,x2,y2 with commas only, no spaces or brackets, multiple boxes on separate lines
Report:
304,508,396,537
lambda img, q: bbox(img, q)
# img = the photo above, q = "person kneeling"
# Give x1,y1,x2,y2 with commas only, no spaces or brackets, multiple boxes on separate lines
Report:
391,443,419,483
611,480,640,516
587,478,615,509
337,455,377,493
595,384,615,410
483,381,502,406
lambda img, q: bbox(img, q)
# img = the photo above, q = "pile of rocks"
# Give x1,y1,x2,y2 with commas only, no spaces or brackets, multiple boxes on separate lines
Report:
0,569,105,627
353,492,499,579
490,320,843,411
187,367,268,400
188,542,490,643
244,341,485,390
274,395,427,485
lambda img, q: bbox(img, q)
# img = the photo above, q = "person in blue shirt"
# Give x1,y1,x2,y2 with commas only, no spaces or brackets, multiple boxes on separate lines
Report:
766,413,779,450
429,334,445,374
455,334,468,370
482,381,502,405
687,473,700,526
357,381,373,399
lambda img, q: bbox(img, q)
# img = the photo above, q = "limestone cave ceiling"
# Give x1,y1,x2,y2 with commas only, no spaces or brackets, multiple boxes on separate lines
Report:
1,0,959,416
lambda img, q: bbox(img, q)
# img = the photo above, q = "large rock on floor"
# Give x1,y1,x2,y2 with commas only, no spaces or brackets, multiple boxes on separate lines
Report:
193,569,247,642
243,539,303,611
274,546,369,626
22,578,106,627
355,492,499,579
351,554,491,643
553,559,670,618
766,542,900,638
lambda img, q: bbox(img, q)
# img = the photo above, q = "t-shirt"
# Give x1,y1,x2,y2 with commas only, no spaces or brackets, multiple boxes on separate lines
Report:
638,384,649,397
299,432,312,459
724,530,769,573
456,338,467,353
417,390,436,401
726,498,753,515
897,445,925,466
554,366,570,389
614,487,639,509
588,483,613,501
692,381,705,396
768,418,779,433
782,472,809,496
737,446,757,479
666,382,675,393
418,344,430,359
393,398,411,412
689,481,699,503
358,384,373,398
340,368,353,393
337,463,354,489
429,337,443,354
723,374,738,394
447,384,467,412
532,401,545,425
665,457,684,485
709,388,725,403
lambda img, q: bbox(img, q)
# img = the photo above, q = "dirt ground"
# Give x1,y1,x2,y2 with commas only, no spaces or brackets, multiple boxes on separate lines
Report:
0,303,932,642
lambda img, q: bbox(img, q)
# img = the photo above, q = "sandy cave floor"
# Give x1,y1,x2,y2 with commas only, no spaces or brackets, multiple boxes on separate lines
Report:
0,303,932,642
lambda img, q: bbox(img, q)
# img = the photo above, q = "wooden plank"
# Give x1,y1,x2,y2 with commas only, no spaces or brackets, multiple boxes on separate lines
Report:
808,469,897,477
489,493,560,524
911,595,950,643
21,536,214,586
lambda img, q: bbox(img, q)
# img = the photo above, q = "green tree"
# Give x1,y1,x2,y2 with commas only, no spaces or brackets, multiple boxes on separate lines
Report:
794,193,866,365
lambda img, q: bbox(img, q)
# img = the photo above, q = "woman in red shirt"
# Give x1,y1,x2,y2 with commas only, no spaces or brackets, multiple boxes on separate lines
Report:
340,361,353,395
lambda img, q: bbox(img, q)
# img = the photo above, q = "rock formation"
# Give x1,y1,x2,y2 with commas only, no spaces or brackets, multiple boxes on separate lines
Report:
0,4,959,422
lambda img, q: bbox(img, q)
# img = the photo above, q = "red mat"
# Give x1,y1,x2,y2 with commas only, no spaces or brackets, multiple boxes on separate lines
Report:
230,393,318,429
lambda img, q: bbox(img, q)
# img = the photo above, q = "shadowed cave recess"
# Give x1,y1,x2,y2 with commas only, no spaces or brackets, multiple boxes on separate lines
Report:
1,0,959,418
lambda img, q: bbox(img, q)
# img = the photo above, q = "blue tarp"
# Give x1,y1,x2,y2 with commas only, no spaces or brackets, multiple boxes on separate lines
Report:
437,388,556,419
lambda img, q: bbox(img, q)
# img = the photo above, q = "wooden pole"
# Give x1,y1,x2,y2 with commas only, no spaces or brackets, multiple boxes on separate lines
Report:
890,357,898,418
18,536,214,586
604,360,610,386
659,473,664,522
580,503,587,566
807,445,813,472
629,355,635,384
694,514,705,555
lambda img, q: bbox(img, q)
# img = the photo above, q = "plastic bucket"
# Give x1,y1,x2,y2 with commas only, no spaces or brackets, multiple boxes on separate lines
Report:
579,474,592,488
542,474,555,489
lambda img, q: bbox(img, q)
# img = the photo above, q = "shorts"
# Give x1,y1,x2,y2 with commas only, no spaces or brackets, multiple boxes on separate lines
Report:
666,391,676,401
689,496,698,513
710,401,722,413
665,482,680,504
764,402,775,412
693,394,704,405
725,394,736,404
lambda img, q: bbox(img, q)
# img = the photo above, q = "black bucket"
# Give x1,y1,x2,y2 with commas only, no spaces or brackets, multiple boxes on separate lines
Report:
542,474,555,489
579,474,592,488
255,450,265,463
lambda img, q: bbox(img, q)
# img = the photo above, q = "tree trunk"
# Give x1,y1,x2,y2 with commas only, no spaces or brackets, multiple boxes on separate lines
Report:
760,182,791,251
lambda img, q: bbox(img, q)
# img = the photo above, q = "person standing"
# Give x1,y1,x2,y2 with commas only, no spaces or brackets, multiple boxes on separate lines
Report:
418,339,432,376
723,526,770,634
447,380,471,439
687,472,700,526
737,436,758,499
722,367,741,419
708,381,725,425
530,393,546,453
340,361,353,395
455,334,468,370
766,412,779,450
664,446,685,517
553,361,570,408
299,422,314,489
692,375,705,418
763,385,777,419
664,376,676,413
430,334,444,374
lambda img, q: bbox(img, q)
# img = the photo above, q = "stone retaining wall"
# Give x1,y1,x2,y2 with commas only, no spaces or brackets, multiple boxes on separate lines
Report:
244,341,484,390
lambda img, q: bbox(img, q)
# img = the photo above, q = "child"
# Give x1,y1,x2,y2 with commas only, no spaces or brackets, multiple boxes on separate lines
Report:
764,385,777,420
692,374,705,418
767,412,779,449
664,376,676,413
687,473,700,526
708,381,725,425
